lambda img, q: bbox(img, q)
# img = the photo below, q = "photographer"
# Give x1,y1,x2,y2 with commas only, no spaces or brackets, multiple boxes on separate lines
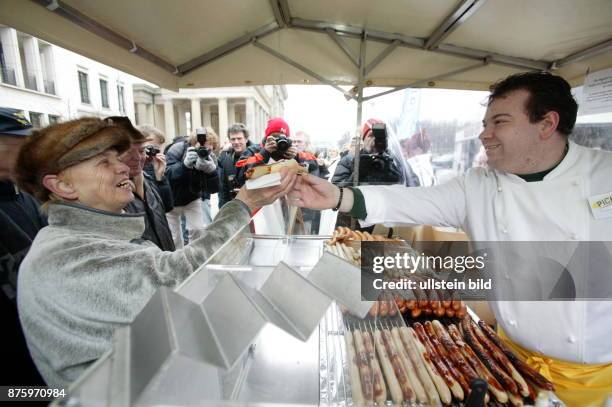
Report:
332,118,418,187
332,119,418,230
165,127,219,248
139,124,174,211
218,123,253,208
235,117,298,185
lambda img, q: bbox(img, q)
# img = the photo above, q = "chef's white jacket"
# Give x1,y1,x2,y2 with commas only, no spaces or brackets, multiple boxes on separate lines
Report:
358,141,612,364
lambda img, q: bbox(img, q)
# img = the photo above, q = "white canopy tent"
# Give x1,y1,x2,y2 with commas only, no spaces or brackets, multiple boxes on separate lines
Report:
2,0,611,96
3,0,610,183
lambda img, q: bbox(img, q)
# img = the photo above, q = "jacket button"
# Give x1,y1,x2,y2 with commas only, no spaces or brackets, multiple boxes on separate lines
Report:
509,319,517,326
567,336,577,344
571,233,579,240
497,187,502,192
502,228,508,234
572,180,580,186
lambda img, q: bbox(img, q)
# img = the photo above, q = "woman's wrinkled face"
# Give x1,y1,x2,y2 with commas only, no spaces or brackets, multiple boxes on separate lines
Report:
61,149,134,213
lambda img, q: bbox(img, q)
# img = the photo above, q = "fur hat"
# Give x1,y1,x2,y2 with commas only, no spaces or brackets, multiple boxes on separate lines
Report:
15,117,132,202
104,116,147,142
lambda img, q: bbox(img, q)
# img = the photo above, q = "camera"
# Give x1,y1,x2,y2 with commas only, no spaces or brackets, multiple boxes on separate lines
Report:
227,175,240,197
195,128,210,159
274,135,292,153
359,153,391,173
371,122,388,153
144,145,160,157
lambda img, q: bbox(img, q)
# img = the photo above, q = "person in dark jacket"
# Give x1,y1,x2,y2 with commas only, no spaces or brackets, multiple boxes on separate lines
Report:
293,131,329,180
139,124,174,211
235,117,297,186
0,107,46,385
165,127,219,248
332,118,419,231
108,118,176,251
332,118,418,187
236,118,325,187
198,129,220,226
218,123,253,208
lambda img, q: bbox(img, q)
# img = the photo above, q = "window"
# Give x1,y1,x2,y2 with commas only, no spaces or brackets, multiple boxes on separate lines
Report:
48,115,60,125
0,43,16,86
78,71,90,104
29,112,42,128
99,78,109,108
117,84,125,114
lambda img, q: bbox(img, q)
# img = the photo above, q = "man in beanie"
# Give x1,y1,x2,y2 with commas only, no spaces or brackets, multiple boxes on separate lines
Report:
332,118,416,231
235,117,299,185
108,117,175,252
0,107,46,384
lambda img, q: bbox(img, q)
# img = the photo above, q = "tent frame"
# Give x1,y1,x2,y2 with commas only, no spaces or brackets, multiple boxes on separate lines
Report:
33,0,611,89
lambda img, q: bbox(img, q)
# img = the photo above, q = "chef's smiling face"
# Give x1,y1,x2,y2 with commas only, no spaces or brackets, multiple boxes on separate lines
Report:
479,90,548,174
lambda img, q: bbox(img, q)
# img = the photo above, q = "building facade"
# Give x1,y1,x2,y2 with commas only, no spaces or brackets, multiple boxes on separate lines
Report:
133,85,287,145
0,26,137,127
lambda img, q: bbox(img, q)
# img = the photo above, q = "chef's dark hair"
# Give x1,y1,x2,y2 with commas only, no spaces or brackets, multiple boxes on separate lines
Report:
227,123,249,139
488,72,578,136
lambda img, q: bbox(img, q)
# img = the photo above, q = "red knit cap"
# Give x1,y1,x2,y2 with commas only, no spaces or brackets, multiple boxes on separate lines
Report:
265,117,291,139
361,118,384,139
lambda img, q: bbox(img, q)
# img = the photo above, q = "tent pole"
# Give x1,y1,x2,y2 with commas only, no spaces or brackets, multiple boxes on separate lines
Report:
351,31,367,228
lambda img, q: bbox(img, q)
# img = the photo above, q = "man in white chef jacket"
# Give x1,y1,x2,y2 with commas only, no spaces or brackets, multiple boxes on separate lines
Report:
291,72,612,406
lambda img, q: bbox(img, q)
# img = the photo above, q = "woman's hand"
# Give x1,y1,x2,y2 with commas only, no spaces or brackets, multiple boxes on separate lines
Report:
235,167,298,211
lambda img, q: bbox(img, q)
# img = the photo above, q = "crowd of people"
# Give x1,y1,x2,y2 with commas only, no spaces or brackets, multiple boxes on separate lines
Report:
1,71,611,405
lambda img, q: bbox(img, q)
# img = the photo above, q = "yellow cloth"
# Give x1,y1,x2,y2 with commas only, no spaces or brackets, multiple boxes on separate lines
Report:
498,328,612,407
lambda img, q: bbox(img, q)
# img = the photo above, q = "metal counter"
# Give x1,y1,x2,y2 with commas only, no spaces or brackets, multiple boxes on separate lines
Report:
59,234,334,407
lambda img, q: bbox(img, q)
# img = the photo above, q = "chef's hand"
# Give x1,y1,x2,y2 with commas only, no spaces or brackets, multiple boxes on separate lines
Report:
284,146,298,159
152,153,166,181
289,174,353,211
235,167,298,211
263,137,277,154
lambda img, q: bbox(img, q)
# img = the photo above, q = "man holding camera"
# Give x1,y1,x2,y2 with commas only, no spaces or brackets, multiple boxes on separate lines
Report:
332,119,417,230
218,123,253,208
235,117,298,185
139,124,174,212
332,118,415,187
109,117,176,252
165,127,219,248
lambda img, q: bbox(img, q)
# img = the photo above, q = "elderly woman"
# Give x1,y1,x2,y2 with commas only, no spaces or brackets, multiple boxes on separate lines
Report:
14,118,296,388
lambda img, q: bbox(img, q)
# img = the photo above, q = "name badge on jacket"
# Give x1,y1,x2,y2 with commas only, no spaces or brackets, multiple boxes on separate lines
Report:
588,191,612,220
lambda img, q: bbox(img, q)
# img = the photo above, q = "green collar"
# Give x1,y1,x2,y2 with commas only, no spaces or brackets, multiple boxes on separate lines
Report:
515,142,569,183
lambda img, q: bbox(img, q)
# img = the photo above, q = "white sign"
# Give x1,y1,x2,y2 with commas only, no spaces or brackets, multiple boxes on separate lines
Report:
581,67,612,115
